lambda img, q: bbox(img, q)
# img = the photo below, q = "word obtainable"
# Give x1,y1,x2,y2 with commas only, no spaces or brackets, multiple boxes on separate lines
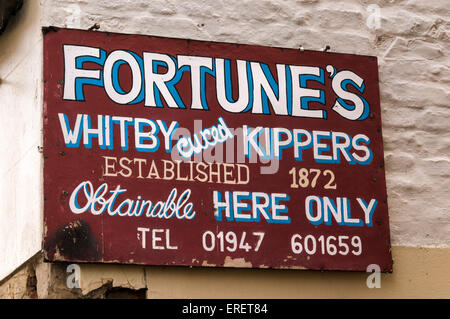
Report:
69,181,196,219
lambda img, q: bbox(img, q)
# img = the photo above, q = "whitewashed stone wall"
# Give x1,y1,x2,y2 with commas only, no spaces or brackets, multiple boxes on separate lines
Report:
0,0,42,281
42,0,449,247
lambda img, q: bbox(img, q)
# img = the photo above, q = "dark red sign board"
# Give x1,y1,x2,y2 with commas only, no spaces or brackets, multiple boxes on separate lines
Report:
43,27,392,272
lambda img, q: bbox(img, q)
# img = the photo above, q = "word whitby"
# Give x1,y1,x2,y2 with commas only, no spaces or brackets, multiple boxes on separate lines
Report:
63,45,371,121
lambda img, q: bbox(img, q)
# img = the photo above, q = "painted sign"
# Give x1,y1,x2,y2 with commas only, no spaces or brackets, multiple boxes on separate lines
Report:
43,27,392,271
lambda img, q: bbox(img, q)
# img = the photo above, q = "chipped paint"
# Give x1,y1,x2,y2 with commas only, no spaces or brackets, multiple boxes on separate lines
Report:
201,261,217,267
223,256,252,268
279,265,307,270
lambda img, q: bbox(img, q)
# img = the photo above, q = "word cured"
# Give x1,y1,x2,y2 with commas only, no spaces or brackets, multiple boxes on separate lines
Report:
176,117,233,158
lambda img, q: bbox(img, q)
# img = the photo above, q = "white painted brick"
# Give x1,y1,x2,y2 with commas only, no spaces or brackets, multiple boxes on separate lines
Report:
415,108,450,132
380,60,450,84
382,37,445,61
404,0,450,14
421,158,450,178
313,8,366,31
378,10,436,37
381,81,449,108
384,152,416,173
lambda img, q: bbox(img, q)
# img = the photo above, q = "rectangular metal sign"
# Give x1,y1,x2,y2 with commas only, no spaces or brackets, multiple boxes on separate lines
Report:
43,27,392,271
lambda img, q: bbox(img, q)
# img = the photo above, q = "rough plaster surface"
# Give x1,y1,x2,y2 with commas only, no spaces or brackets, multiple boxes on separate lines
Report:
39,0,450,247
0,254,147,298
0,0,42,281
145,246,450,298
2,247,449,298
0,262,36,299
